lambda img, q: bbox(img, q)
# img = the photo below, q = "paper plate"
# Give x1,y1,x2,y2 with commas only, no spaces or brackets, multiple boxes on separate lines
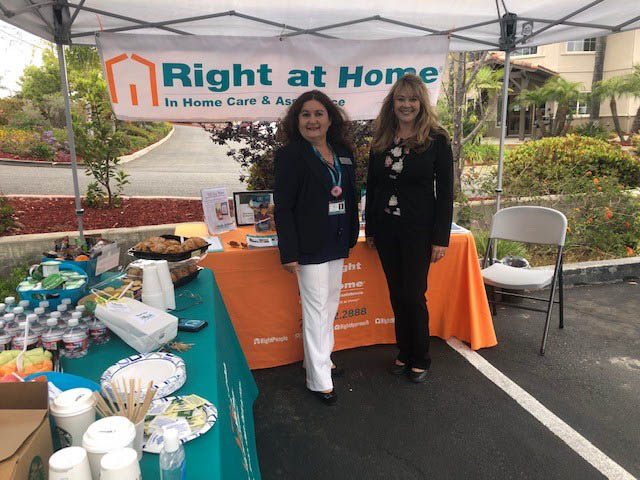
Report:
100,352,186,400
142,395,218,454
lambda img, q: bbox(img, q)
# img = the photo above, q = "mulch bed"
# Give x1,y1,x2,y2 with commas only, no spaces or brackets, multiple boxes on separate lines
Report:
3,197,203,236
0,151,77,163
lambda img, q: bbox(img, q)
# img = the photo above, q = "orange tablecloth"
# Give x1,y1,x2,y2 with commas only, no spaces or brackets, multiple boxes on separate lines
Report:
199,227,496,369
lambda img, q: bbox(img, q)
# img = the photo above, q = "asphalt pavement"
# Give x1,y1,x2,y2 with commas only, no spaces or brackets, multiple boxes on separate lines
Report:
252,281,640,479
0,124,246,197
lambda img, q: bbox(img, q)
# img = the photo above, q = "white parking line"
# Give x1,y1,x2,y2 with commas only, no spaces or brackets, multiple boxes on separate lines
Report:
447,338,636,480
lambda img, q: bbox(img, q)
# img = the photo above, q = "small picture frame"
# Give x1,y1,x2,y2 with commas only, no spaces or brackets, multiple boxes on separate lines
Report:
233,191,275,227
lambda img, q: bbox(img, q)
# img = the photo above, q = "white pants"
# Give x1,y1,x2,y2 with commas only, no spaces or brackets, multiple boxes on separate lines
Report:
297,259,344,392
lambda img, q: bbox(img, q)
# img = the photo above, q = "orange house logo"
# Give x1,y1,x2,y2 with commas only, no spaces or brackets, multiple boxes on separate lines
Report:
105,53,159,107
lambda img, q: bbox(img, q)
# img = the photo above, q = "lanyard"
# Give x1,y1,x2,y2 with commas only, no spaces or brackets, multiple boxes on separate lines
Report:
312,144,342,188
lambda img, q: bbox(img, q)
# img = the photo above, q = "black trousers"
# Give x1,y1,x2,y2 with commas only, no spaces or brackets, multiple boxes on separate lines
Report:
374,215,433,370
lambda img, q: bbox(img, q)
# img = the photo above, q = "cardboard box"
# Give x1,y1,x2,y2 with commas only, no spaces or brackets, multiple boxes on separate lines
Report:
0,382,53,480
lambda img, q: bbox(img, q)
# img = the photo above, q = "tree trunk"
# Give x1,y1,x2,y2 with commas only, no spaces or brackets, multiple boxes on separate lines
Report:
610,98,626,141
590,36,607,121
535,107,545,139
631,104,640,134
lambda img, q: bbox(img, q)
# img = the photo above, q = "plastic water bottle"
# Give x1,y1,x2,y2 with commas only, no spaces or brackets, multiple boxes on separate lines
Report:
4,297,16,313
70,312,87,332
41,318,64,364
62,318,89,358
12,322,41,350
49,311,63,328
18,300,30,311
56,304,70,323
0,303,6,316
159,428,186,480
0,321,11,351
12,306,26,325
75,304,93,323
2,313,19,338
39,300,51,315
61,298,72,307
26,313,45,336
34,306,45,320
88,318,110,345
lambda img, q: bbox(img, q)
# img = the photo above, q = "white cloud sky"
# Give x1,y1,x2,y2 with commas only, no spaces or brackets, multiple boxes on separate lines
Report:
0,20,47,97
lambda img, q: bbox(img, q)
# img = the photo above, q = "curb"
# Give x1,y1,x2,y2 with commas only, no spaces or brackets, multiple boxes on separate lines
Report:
0,126,175,168
534,257,640,285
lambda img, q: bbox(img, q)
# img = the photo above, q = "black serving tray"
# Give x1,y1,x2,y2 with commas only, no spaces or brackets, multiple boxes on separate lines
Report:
173,266,202,288
128,235,209,262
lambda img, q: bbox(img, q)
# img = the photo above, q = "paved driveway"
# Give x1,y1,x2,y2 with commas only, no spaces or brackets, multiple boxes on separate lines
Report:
0,124,246,197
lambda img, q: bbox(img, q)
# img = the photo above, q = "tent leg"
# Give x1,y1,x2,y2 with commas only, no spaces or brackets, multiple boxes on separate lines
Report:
56,42,85,243
495,49,512,213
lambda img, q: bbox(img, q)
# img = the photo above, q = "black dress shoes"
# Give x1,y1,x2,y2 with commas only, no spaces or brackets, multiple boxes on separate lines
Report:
408,368,429,383
309,389,338,406
389,361,408,376
331,366,345,377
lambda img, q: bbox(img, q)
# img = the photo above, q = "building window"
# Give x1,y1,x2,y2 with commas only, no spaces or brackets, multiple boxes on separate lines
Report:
569,99,590,116
513,46,538,56
567,38,596,52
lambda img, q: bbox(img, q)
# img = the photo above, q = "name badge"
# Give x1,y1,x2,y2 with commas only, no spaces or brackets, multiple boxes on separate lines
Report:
339,157,353,165
328,200,346,216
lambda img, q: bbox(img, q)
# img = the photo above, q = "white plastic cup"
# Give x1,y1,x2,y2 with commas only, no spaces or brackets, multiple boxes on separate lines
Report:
142,264,166,310
132,419,144,461
42,260,61,277
50,388,96,448
156,260,176,310
100,447,141,480
48,446,92,480
82,416,136,480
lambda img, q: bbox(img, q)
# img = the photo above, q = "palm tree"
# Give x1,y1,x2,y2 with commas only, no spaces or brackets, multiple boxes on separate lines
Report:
539,77,583,135
592,75,633,141
464,66,504,144
516,88,548,139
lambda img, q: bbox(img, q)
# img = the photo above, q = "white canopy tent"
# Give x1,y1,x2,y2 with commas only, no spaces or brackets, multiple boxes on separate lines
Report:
1,0,639,239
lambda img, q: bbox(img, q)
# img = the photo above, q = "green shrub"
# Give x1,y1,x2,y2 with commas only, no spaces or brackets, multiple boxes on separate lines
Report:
0,127,36,156
0,98,25,126
570,121,608,140
0,194,15,233
463,142,499,165
473,229,529,260
29,142,55,160
0,265,28,301
8,102,50,130
504,135,640,196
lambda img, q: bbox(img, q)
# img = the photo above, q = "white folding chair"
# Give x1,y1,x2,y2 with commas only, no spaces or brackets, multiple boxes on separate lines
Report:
481,206,567,355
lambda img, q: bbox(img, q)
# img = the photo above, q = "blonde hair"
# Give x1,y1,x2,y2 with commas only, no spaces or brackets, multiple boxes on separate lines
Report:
371,73,449,154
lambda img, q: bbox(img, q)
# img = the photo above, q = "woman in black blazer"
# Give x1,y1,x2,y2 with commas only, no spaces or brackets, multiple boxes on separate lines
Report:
274,90,358,405
365,74,454,383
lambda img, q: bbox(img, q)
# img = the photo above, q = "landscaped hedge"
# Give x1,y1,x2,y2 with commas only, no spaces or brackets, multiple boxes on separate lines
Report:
0,127,55,160
504,135,640,196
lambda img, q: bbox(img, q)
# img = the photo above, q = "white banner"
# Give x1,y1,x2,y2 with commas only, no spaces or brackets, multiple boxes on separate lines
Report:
96,33,449,122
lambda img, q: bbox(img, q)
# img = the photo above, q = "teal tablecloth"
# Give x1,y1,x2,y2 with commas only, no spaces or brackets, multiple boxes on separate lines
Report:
63,268,261,479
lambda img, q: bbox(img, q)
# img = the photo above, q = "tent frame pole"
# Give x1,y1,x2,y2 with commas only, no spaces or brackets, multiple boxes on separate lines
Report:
495,48,511,213
56,41,85,242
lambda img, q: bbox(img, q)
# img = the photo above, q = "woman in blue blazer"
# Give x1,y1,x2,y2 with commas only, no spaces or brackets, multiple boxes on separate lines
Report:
274,90,358,405
365,74,454,383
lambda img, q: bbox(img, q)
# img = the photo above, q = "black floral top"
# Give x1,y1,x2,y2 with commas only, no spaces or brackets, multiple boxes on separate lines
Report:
382,138,410,217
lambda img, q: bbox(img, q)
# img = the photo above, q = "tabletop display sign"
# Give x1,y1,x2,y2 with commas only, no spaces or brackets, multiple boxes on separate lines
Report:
95,243,121,276
233,191,274,230
202,187,235,235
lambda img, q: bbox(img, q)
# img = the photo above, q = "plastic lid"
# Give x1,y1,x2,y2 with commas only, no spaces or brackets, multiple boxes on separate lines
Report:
0,303,5,310
61,298,72,305
57,305,68,312
3,313,14,321
75,305,86,312
46,318,58,327
26,314,37,322
19,300,30,307
50,388,95,417
39,300,49,308
100,447,138,471
163,428,181,453
67,318,79,327
18,322,27,328
13,307,24,314
48,446,88,472
34,307,45,315
71,312,82,319
51,311,61,319
82,416,136,454
5,297,15,304
0,321,4,328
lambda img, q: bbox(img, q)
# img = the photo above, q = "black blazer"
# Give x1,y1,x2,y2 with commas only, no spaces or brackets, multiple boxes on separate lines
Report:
364,133,454,247
274,139,359,265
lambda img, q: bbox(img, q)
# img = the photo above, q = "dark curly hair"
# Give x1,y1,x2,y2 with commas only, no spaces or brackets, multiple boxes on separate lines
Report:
277,90,351,149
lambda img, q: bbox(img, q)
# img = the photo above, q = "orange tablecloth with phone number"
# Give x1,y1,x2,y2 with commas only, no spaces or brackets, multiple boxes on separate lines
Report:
198,226,497,369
